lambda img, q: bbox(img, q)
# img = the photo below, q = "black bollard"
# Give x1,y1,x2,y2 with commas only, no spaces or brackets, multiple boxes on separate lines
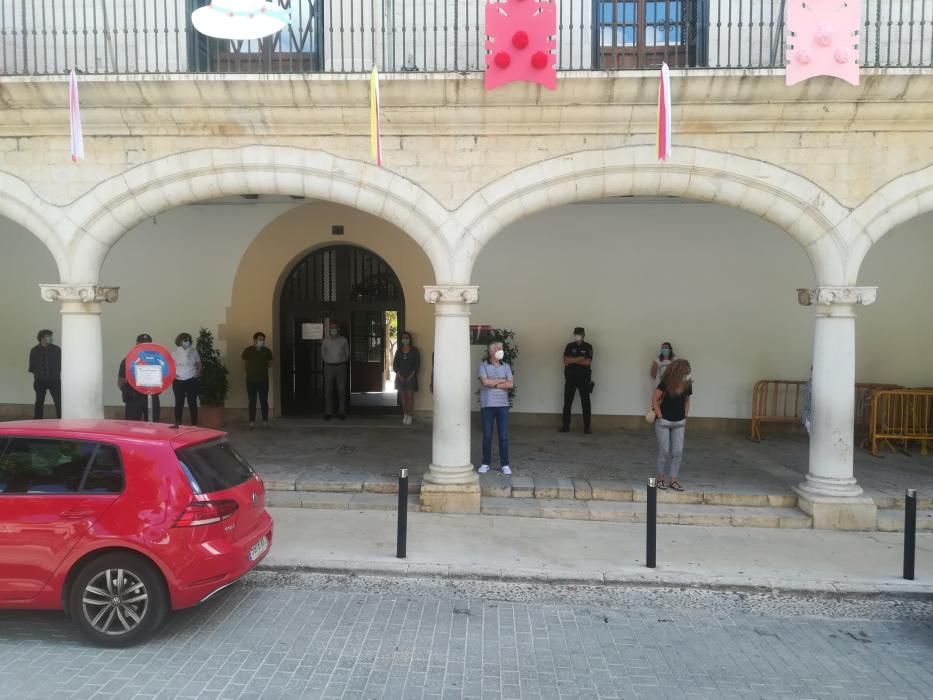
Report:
646,478,657,569
397,468,409,559
904,488,917,581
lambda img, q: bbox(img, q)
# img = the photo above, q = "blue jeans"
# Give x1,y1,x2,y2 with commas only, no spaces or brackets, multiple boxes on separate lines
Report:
481,406,510,467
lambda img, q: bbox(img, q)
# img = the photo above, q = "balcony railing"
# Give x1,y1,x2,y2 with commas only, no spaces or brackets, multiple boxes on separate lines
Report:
1,1,931,76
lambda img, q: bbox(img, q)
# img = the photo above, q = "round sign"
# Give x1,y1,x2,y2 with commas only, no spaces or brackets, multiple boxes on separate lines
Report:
191,0,290,41
125,343,176,396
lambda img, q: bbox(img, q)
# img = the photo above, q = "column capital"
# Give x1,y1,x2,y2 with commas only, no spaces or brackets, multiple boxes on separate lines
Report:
424,285,479,305
39,284,120,304
797,286,877,307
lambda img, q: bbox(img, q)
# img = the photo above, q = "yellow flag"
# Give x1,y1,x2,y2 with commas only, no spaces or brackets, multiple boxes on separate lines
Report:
370,65,382,167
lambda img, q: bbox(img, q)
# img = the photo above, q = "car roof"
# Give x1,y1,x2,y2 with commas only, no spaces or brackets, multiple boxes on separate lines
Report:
0,419,225,448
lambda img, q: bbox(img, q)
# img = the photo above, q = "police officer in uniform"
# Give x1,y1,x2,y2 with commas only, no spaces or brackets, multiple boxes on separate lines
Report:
560,326,593,434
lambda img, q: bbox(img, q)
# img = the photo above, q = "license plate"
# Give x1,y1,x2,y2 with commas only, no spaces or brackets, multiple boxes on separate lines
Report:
248,535,269,562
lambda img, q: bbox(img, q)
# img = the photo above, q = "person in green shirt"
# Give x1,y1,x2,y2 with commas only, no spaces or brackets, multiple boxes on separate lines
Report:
241,331,273,428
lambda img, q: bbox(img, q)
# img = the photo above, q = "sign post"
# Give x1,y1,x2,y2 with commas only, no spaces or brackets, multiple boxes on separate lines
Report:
124,343,176,424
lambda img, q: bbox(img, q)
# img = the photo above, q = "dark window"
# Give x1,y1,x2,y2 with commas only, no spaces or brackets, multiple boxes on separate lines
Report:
597,0,705,69
0,438,95,494
80,444,125,494
176,440,255,494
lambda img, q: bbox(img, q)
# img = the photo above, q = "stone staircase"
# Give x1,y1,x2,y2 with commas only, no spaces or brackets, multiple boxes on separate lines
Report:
874,493,933,532
263,473,814,529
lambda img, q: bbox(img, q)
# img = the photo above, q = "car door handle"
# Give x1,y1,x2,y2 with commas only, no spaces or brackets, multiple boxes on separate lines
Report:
60,509,94,519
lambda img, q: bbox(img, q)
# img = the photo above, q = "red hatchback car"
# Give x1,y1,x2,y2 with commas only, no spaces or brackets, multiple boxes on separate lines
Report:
0,420,273,646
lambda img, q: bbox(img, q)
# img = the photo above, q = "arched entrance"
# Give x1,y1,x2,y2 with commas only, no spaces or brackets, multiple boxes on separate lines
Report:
279,244,405,415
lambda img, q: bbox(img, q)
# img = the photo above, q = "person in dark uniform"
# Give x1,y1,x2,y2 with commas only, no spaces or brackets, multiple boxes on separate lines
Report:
118,333,160,422
28,329,62,419
560,326,593,434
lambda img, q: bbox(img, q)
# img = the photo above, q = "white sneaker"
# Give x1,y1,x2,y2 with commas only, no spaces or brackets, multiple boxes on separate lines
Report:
502,465,512,475
402,415,408,425
478,464,490,474
406,415,413,425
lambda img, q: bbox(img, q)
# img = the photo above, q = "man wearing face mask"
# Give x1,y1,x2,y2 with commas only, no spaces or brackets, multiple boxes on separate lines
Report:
242,331,273,428
321,322,350,420
560,326,594,434
28,329,62,419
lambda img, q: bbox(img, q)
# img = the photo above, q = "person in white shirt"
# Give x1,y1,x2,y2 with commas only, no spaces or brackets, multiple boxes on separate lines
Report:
321,322,350,420
650,341,675,389
171,332,201,427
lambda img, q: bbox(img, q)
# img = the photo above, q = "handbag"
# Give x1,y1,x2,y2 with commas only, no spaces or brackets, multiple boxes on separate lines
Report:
645,407,656,424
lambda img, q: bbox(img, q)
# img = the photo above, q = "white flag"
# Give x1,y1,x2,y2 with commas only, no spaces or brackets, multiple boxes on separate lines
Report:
69,69,84,162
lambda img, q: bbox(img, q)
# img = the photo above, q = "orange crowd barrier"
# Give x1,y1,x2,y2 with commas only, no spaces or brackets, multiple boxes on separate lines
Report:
866,389,933,457
749,380,806,442
854,383,903,442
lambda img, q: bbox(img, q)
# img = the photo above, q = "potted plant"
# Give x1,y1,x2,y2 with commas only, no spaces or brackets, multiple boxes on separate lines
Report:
196,327,229,429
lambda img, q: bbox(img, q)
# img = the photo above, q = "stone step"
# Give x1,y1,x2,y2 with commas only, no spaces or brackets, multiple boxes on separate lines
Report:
266,474,797,509
267,491,422,512
480,497,813,529
876,508,933,532
871,495,933,510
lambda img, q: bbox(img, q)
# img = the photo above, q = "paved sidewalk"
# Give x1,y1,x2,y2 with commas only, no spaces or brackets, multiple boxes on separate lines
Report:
263,507,933,596
233,420,933,508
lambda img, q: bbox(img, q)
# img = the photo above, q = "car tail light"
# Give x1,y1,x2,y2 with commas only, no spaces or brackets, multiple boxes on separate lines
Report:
173,500,239,528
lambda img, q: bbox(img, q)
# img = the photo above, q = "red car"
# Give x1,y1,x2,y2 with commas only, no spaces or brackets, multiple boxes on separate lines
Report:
0,420,273,646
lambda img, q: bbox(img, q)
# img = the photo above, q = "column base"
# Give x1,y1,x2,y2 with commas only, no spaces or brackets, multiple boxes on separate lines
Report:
794,488,878,531
420,475,481,514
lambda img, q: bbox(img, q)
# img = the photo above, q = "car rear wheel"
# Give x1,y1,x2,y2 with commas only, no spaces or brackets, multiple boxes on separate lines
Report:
69,553,168,647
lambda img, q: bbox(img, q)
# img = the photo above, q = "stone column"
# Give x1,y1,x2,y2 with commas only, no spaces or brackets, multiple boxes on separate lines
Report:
40,285,119,420
420,285,480,514
795,286,878,530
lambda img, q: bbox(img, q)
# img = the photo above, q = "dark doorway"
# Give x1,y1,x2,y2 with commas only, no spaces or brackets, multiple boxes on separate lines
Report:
280,245,404,415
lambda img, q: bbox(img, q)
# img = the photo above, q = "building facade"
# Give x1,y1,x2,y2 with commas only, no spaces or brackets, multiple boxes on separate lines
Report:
1,1,932,522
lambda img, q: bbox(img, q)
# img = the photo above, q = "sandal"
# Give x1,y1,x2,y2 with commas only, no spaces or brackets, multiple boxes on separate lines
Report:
656,478,667,490
669,480,684,492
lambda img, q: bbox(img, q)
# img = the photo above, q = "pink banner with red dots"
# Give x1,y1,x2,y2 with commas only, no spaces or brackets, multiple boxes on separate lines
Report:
485,0,557,91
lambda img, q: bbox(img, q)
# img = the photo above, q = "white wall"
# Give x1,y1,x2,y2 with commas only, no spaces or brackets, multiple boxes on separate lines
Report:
99,200,299,408
857,211,933,387
0,220,61,408
471,200,817,419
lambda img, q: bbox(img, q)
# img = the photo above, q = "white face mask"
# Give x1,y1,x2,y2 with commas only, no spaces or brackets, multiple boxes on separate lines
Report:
255,339,265,349
494,349,505,361
182,340,191,349
329,328,338,337
574,335,583,342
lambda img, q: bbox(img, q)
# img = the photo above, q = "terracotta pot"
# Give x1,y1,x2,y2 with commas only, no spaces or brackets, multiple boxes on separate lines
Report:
199,404,225,430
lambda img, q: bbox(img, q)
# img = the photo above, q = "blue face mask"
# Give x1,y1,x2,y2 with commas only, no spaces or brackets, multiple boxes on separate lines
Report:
182,340,192,349
661,348,671,357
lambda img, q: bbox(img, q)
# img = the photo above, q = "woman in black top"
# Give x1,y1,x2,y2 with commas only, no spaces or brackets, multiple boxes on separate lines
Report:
393,331,420,425
652,359,693,492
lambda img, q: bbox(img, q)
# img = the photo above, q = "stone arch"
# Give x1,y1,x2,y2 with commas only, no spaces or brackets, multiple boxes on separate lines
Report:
451,145,850,284
66,145,453,283
0,168,69,279
844,163,933,282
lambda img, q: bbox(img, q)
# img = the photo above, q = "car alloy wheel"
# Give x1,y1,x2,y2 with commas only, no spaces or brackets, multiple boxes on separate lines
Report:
81,568,150,636
70,553,167,646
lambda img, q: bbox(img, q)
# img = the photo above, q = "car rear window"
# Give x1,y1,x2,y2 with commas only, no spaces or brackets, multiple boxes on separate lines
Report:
176,439,255,494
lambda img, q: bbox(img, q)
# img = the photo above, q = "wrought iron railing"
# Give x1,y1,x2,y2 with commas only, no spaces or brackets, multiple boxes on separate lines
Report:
1,1,931,76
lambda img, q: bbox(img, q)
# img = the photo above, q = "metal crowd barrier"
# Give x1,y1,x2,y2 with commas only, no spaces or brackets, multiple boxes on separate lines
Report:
749,379,806,442
866,389,933,457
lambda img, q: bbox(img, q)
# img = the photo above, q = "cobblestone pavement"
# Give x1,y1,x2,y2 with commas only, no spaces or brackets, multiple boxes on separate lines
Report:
2,572,932,700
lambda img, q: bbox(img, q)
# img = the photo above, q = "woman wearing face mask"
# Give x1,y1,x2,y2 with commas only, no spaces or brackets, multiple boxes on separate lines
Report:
650,341,675,388
652,358,693,492
171,332,201,428
393,331,421,425
478,341,514,475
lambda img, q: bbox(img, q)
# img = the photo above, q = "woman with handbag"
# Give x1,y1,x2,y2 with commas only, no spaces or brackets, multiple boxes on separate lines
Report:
651,358,693,492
